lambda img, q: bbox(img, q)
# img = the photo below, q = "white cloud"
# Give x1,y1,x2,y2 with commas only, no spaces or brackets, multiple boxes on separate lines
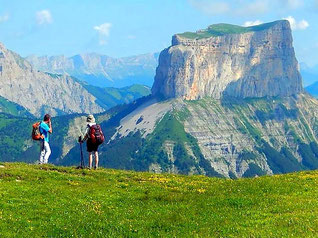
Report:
94,23,112,36
243,20,263,27
94,22,112,45
0,14,9,23
36,10,53,25
283,16,309,30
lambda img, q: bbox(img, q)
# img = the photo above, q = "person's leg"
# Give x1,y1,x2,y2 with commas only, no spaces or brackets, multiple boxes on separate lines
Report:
43,142,51,164
39,141,45,164
88,152,93,169
94,151,99,169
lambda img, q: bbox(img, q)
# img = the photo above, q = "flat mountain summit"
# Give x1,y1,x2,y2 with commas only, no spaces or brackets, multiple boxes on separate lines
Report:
152,20,303,100
176,20,284,39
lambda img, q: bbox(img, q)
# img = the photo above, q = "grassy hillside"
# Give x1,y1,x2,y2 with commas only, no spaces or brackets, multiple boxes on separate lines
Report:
1,163,318,237
0,96,33,118
82,84,151,109
0,113,36,162
177,21,281,39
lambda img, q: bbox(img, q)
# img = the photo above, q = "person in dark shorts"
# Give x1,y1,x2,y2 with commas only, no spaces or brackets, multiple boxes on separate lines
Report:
81,114,100,169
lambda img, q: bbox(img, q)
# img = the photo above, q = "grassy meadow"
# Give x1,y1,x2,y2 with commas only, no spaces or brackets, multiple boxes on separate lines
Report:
1,163,318,237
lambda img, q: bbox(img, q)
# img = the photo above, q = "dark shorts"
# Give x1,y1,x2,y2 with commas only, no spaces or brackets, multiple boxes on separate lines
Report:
87,139,99,152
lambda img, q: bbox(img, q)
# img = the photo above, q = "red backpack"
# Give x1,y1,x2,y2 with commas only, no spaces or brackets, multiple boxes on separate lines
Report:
89,124,105,145
32,122,42,140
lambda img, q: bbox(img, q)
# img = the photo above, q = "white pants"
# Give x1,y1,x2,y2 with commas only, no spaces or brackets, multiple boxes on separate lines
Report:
39,141,51,164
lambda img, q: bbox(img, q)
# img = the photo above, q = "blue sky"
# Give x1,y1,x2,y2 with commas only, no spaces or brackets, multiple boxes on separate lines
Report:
0,0,318,66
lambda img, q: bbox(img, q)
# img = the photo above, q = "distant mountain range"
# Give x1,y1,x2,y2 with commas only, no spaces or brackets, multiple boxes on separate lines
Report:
26,53,159,88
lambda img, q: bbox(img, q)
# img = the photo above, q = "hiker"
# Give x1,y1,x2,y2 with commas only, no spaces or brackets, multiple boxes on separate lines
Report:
80,114,104,169
39,114,52,164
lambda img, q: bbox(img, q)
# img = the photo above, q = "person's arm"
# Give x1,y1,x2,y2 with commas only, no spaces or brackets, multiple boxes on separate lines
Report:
48,120,52,134
81,126,89,142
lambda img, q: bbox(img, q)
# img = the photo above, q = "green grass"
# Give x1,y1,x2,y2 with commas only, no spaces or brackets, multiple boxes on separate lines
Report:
0,96,33,118
1,163,318,237
177,21,282,39
83,84,151,109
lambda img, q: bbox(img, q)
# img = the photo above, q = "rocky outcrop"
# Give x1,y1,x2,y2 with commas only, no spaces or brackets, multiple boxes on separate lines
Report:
152,20,303,100
0,42,104,117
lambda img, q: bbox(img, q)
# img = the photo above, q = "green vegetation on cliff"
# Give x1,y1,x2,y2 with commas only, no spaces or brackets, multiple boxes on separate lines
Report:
0,113,35,162
178,20,283,39
0,96,33,118
1,163,318,237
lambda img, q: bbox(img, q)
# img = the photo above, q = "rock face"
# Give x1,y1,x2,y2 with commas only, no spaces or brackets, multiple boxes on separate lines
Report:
0,42,104,117
26,53,159,88
152,20,303,100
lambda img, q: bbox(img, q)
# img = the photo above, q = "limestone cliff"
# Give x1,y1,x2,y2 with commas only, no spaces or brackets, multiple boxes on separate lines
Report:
0,43,104,117
152,20,303,100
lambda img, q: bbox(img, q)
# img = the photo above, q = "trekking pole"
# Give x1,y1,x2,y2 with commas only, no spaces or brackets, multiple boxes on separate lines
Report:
78,136,85,169
80,142,85,168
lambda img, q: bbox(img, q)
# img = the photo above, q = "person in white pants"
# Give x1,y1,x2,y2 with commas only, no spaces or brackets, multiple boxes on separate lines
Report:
39,114,53,164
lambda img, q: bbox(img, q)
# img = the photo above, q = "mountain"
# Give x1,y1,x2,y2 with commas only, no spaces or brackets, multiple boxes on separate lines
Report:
3,20,318,179
152,20,302,99
59,21,318,178
26,53,159,88
0,42,151,117
66,20,318,178
1,163,318,237
0,42,104,117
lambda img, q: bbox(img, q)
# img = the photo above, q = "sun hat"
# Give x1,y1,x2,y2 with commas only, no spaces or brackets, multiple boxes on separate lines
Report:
86,114,95,123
